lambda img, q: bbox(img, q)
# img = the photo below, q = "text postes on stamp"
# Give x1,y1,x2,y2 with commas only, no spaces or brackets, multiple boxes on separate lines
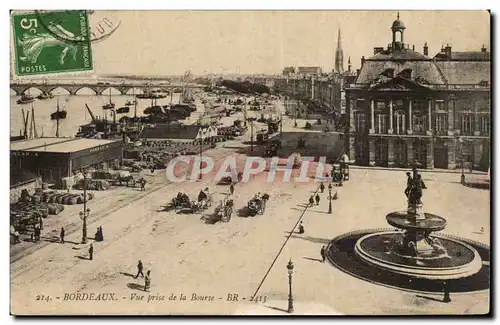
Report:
12,10,93,76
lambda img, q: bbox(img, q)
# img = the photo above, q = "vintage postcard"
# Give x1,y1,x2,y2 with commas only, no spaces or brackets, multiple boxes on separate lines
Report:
9,10,491,316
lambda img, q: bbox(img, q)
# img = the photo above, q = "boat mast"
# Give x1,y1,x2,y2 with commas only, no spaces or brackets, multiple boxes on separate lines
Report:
31,104,38,138
134,87,138,118
56,98,60,137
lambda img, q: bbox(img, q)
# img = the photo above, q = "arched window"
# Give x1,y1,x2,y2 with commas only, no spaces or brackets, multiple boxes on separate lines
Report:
394,110,405,134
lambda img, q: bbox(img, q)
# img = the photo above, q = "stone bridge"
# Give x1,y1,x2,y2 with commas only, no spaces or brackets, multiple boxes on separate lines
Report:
10,82,204,96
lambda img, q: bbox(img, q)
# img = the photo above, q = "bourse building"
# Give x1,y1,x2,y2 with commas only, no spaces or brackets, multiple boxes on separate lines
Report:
344,15,491,170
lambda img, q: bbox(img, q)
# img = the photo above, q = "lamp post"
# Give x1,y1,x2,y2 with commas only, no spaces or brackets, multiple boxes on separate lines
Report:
458,137,465,184
199,136,203,180
286,260,294,313
328,183,333,214
79,174,90,244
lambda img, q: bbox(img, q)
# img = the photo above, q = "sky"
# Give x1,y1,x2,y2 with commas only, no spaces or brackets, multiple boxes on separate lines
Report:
27,10,495,77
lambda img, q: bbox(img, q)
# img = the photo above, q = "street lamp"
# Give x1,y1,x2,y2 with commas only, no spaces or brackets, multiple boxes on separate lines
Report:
286,259,294,313
79,174,90,244
247,117,256,153
328,183,333,214
458,137,466,184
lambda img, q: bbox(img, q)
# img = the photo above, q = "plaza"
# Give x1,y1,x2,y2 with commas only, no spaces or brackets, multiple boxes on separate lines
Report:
10,157,490,315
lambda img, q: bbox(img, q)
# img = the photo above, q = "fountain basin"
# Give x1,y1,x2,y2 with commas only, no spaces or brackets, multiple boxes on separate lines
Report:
354,231,483,280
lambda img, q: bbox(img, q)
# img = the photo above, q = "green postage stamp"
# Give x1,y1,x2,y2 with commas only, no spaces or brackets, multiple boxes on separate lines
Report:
12,10,93,76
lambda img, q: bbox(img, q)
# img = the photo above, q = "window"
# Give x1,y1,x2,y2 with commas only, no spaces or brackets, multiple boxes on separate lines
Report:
375,114,387,133
456,99,472,111
480,114,490,135
460,113,474,135
435,100,445,111
413,114,427,133
394,110,406,135
376,101,385,110
413,100,426,111
355,112,366,133
434,113,448,135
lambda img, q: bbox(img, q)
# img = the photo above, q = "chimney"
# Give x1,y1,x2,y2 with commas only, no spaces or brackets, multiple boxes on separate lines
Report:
423,42,428,56
445,44,452,60
348,56,351,72
361,56,365,66
481,45,487,52
412,44,415,51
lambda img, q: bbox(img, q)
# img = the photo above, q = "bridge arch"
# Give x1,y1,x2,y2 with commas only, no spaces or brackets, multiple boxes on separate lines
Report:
98,87,124,96
47,86,71,95
74,86,98,95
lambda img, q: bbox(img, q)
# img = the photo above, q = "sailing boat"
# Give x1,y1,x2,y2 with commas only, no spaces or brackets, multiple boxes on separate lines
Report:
37,90,54,100
50,98,67,120
17,90,34,104
116,106,130,114
37,81,53,99
125,87,137,106
102,88,115,109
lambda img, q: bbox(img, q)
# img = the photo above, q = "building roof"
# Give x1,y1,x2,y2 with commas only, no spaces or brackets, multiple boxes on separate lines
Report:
10,137,68,151
356,60,446,85
434,51,491,61
11,137,119,153
368,48,430,61
434,61,490,85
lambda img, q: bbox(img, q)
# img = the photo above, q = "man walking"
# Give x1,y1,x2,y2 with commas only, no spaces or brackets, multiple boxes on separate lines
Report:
309,196,314,207
315,193,320,206
60,227,65,244
319,182,325,193
89,244,94,261
135,260,144,279
320,246,326,263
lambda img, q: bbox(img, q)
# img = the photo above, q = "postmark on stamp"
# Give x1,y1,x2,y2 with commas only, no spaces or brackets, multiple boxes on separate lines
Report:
12,10,93,76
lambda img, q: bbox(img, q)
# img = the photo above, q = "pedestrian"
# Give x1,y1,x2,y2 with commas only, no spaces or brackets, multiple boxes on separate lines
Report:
320,182,325,193
151,167,155,174
89,244,94,261
140,178,146,191
309,196,314,207
60,227,65,244
95,228,100,242
144,270,151,292
298,221,304,234
320,246,326,263
315,194,320,206
135,260,144,279
229,183,234,195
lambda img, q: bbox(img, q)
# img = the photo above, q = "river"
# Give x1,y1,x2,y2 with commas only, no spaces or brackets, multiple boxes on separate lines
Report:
10,88,183,138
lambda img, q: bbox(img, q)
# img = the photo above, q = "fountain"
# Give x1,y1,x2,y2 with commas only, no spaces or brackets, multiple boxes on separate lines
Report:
353,169,483,280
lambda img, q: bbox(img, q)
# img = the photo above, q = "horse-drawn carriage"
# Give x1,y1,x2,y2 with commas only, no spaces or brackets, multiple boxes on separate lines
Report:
247,193,270,216
331,163,349,183
169,189,213,214
213,198,234,222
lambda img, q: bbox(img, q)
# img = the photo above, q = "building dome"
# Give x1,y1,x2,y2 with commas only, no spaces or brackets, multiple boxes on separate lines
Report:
391,12,405,30
392,19,405,29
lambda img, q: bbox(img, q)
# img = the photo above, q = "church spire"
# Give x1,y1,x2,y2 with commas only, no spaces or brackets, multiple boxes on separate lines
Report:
335,26,344,73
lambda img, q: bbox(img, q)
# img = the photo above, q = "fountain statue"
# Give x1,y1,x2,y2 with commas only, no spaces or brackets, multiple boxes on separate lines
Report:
354,169,483,280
